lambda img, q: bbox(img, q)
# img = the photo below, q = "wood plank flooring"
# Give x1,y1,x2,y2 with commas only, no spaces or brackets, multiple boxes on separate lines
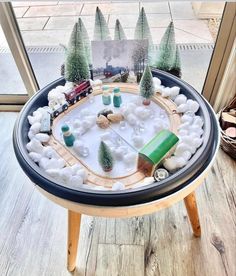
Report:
0,112,235,276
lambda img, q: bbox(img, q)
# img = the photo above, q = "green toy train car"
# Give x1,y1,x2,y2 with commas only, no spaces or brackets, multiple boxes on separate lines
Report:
138,129,179,179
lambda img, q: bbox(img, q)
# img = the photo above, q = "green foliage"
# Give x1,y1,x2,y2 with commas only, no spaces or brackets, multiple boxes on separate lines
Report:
94,7,111,41
134,7,153,46
98,141,114,171
139,65,154,99
65,23,89,83
169,47,182,77
155,21,176,71
114,19,126,40
78,17,92,65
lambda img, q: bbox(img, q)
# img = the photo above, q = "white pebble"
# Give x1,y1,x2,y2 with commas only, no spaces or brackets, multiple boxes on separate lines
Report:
186,99,199,113
39,157,50,170
175,143,192,155
69,175,83,187
76,169,87,181
30,122,41,134
26,138,44,153
35,133,50,143
175,150,192,161
28,152,42,162
174,94,187,106
112,182,125,191
60,167,73,183
169,86,180,99
132,135,144,148
181,114,194,124
153,77,161,86
71,163,82,174
114,148,125,160
46,168,60,178
123,152,137,165
161,87,171,97
178,129,188,136
163,157,178,172
28,130,35,140
42,146,60,159
193,116,204,127
47,158,66,170
177,103,188,113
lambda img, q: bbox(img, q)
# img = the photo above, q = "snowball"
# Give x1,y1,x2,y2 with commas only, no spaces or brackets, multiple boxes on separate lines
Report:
47,158,66,170
71,163,82,174
76,169,88,181
193,116,204,127
28,130,35,140
177,103,188,113
100,131,112,141
112,182,125,191
26,138,44,153
178,129,188,137
186,99,199,113
35,133,50,143
169,86,180,99
161,87,171,97
60,166,73,183
175,150,192,161
192,137,203,149
73,119,81,129
153,77,161,86
73,140,89,156
175,157,187,168
28,152,42,162
175,143,192,155
163,157,178,172
42,146,60,159
46,168,60,178
174,94,187,106
80,108,91,118
178,122,191,131
123,152,137,165
39,157,50,170
28,115,40,125
69,175,83,187
30,122,41,135
135,107,151,120
132,135,144,148
126,114,137,126
114,147,125,160
153,118,168,133
181,114,194,124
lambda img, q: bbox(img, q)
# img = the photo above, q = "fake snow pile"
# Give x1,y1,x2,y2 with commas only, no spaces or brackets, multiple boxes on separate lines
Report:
153,77,204,172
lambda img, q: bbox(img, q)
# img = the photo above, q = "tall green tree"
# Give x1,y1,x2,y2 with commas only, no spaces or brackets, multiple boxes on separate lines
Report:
139,65,154,105
94,7,111,41
98,141,114,172
169,47,182,78
78,17,92,66
65,22,89,83
114,19,126,40
134,7,153,46
155,21,176,71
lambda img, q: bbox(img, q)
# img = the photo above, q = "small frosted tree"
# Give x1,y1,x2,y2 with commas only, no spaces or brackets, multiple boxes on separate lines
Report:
139,65,154,105
169,47,182,78
114,19,126,40
155,21,176,72
65,23,89,83
98,141,114,172
78,17,92,66
94,7,111,41
134,7,153,46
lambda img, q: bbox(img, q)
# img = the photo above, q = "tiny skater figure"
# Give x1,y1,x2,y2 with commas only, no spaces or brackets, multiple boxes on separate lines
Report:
113,87,122,108
61,124,75,147
102,85,111,105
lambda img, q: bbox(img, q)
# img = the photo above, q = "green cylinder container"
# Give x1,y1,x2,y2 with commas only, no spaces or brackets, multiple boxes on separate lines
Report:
139,129,179,165
113,87,122,108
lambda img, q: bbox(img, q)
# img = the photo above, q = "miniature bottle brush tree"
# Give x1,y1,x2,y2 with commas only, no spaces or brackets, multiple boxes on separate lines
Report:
98,141,114,172
78,17,92,67
139,65,154,105
94,7,111,41
65,22,90,83
114,19,126,40
154,21,182,78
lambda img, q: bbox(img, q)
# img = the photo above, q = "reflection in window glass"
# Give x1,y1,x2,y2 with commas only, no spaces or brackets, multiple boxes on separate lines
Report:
0,25,27,95
13,1,225,92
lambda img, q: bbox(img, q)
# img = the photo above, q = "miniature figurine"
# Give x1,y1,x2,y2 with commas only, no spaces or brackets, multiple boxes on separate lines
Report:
113,87,122,108
61,124,75,147
102,85,111,105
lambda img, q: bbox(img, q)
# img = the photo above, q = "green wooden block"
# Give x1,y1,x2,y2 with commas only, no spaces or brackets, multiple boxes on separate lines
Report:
139,130,179,165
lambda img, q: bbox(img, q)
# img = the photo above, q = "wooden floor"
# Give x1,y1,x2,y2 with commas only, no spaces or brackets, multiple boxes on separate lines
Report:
0,112,235,276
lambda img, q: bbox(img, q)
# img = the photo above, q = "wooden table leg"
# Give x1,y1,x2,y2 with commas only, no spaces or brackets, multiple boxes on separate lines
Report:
67,210,81,272
184,191,201,237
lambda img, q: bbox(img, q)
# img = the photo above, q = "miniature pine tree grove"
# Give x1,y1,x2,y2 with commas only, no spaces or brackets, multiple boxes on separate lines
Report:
155,21,176,72
78,17,92,66
134,7,153,46
94,7,111,41
114,19,126,40
139,65,154,105
65,23,89,83
169,47,182,78
98,141,114,172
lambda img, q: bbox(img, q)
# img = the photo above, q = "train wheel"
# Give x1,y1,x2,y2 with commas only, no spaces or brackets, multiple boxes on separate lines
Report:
54,111,59,117
73,99,77,104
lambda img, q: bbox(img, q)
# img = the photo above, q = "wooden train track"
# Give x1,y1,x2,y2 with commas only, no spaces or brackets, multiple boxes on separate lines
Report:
48,83,181,189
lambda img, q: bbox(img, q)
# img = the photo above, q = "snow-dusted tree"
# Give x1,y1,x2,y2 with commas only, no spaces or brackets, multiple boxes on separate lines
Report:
94,7,111,41
114,19,126,40
78,17,92,66
139,65,154,105
98,141,114,172
134,7,153,46
169,47,182,78
155,21,176,72
65,23,89,83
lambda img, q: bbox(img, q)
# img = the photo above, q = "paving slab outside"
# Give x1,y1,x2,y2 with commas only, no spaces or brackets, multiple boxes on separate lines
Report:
0,1,221,94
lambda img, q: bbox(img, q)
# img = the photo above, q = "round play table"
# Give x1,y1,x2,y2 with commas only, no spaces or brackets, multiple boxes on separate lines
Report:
13,70,220,271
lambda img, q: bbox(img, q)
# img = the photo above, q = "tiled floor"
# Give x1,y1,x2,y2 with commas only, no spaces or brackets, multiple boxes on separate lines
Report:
0,1,215,47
